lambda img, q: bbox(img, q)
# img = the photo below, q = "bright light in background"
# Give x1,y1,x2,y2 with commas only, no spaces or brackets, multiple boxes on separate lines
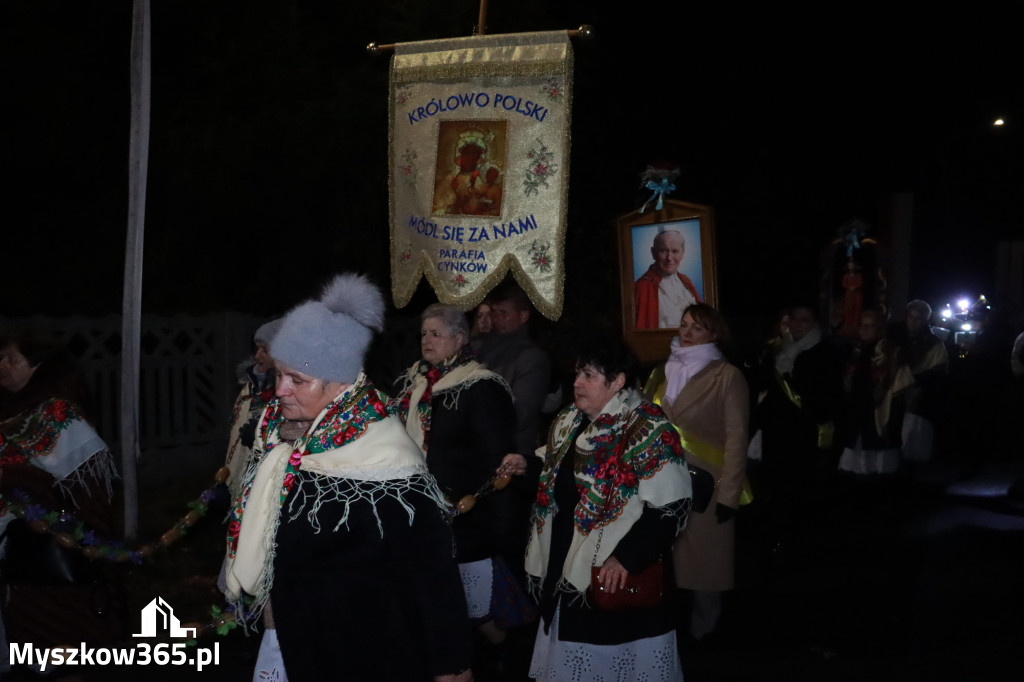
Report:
993,118,1005,126
957,298,971,311
961,323,972,331
947,468,1018,499
941,308,953,319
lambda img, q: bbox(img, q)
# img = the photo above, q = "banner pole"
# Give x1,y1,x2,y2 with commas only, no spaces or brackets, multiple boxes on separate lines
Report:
367,25,592,55
476,0,489,36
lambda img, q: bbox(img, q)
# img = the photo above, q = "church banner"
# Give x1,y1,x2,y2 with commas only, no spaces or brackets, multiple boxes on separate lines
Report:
388,31,572,319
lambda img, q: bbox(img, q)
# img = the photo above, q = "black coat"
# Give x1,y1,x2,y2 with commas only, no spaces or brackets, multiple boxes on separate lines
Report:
757,339,845,494
427,376,527,565
272,470,473,681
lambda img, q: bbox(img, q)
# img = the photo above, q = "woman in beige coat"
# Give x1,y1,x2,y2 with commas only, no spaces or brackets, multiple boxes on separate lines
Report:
645,303,750,642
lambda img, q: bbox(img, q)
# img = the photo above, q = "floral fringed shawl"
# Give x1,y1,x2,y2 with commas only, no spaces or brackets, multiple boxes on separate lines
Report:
223,373,445,621
390,349,511,455
524,389,693,598
223,377,276,497
0,398,116,507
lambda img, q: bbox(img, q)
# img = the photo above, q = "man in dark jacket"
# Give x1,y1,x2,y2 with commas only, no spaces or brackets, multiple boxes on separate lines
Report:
477,283,553,455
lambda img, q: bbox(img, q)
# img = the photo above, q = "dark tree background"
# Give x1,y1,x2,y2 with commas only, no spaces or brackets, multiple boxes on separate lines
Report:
4,2,1021,345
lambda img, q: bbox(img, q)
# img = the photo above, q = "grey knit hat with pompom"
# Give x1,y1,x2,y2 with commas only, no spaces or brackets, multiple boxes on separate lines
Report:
270,273,385,383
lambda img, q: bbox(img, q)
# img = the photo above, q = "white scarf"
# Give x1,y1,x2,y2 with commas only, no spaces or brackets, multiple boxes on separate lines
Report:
774,326,822,375
663,338,722,403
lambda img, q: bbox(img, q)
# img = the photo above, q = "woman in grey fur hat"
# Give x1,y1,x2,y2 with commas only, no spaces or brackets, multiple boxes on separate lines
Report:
222,274,473,682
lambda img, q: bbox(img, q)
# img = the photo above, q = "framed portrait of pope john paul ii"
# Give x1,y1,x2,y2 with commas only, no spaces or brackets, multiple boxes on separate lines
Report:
618,199,718,364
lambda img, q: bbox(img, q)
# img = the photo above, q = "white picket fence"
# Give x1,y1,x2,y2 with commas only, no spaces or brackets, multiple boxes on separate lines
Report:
1,313,267,456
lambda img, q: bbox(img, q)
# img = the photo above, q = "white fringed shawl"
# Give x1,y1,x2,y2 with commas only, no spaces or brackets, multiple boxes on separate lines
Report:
223,375,437,619
392,356,510,455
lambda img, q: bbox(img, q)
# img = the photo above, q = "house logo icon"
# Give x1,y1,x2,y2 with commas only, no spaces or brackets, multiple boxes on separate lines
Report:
132,597,197,638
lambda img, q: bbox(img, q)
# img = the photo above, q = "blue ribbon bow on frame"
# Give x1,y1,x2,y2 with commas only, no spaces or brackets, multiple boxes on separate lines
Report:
639,178,676,213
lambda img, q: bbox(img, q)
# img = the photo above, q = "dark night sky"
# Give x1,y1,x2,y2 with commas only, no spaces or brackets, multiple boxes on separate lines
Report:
3,2,1021,334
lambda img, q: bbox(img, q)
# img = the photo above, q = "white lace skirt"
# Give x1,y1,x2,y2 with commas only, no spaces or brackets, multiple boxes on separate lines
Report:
459,558,494,619
529,605,684,682
900,412,934,462
253,628,289,681
839,436,900,475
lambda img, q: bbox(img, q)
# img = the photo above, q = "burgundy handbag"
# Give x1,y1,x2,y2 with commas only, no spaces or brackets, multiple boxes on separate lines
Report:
590,559,664,611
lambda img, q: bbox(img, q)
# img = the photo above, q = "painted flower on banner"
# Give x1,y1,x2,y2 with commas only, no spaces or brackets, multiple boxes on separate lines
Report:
399,149,419,191
540,79,564,102
398,239,412,264
395,86,412,106
529,240,553,273
523,140,557,196
453,274,469,288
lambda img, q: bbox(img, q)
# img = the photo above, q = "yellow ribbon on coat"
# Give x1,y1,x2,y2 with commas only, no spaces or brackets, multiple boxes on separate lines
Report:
646,369,754,507
774,371,803,410
775,371,834,450
676,427,754,507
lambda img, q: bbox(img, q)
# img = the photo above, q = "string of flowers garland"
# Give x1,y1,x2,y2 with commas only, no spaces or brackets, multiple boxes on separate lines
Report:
1,464,250,639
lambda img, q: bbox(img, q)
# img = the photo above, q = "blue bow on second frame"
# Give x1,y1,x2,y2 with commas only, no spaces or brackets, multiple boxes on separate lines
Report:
639,178,676,213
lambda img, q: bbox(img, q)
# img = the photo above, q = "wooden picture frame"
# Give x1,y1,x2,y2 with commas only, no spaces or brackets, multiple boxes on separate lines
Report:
618,200,718,365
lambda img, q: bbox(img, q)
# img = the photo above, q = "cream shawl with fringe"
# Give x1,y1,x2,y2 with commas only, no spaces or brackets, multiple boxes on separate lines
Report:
224,376,430,617
394,358,510,454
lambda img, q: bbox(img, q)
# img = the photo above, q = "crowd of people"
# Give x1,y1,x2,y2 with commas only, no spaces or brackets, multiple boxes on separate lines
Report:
213,274,699,682
745,299,958,559
1,272,1020,682
216,272,990,682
